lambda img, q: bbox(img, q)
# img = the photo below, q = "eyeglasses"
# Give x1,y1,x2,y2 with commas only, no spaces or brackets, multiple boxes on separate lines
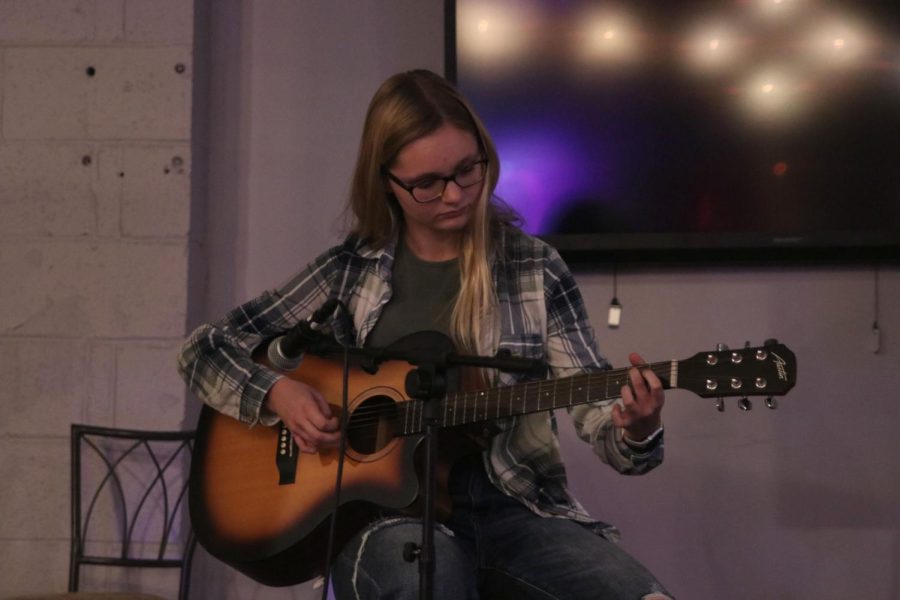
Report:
384,159,488,203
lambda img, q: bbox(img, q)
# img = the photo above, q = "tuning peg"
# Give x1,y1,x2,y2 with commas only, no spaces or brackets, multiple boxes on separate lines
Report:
765,397,778,410
715,398,725,412
717,343,729,352
764,338,778,347
738,397,753,411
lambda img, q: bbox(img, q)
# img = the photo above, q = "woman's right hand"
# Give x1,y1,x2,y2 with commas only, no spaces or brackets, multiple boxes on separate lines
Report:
265,378,341,453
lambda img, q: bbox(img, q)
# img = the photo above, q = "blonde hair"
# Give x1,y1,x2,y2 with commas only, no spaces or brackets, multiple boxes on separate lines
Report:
348,70,511,353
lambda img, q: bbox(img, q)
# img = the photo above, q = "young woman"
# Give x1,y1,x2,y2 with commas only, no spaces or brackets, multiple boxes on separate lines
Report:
179,69,671,599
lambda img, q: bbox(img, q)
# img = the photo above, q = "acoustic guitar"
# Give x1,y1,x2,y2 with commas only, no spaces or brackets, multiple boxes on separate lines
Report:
188,333,796,586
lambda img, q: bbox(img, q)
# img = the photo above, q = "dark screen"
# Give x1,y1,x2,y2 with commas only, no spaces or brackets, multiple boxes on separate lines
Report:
454,0,900,259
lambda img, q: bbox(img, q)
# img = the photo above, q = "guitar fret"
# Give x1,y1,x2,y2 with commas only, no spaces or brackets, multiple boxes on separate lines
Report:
611,369,625,399
403,400,410,434
421,399,426,430
401,402,407,435
402,401,408,434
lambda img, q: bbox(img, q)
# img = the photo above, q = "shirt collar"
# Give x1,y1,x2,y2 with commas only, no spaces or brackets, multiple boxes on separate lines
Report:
354,232,399,281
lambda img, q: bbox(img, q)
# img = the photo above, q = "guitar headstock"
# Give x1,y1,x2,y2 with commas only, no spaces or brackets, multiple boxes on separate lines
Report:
677,339,796,411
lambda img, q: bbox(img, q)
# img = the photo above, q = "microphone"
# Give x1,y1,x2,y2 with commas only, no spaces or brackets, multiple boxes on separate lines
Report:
266,298,340,371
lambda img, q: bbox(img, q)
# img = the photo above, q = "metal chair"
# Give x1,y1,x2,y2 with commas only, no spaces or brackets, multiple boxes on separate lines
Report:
29,424,198,600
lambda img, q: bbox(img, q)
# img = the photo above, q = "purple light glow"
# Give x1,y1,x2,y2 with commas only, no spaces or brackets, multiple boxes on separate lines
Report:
492,124,614,234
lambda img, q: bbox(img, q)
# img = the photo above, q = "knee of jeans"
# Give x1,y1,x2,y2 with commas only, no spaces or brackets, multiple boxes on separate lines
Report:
338,516,474,600
351,518,461,564
338,517,419,599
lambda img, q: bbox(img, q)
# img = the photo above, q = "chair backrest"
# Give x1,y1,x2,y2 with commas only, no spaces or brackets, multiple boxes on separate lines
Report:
70,424,197,600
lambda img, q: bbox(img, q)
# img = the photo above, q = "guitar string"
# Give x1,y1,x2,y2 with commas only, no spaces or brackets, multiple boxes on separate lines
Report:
329,363,781,433
338,363,672,424
339,383,778,432
336,364,775,427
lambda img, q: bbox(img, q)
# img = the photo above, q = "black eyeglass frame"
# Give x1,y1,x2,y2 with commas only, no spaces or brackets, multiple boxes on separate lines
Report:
383,158,489,204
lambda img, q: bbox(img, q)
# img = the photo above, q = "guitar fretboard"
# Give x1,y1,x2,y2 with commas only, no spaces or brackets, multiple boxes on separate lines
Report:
398,361,677,436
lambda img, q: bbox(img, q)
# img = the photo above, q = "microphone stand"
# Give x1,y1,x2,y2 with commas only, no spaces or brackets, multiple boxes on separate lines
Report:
289,328,544,600
402,342,543,600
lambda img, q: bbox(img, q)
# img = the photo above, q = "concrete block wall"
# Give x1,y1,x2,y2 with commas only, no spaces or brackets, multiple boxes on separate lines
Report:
0,0,195,596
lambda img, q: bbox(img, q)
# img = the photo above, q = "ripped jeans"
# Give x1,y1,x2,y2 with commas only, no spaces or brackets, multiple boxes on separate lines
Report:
332,459,671,600
330,455,672,599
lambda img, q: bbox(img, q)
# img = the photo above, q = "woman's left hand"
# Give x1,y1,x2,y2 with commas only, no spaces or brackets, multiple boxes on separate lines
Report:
612,352,665,443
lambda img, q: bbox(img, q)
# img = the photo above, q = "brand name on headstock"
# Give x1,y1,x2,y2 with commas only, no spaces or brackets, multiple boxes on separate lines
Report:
772,352,788,381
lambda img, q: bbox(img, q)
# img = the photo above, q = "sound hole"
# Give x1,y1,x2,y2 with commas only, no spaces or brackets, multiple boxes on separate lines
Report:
347,395,399,455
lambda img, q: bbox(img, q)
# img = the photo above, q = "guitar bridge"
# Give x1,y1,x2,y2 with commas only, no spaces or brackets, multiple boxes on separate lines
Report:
276,424,298,485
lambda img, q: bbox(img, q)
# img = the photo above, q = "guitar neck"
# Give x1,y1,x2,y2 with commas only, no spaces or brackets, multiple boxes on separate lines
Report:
389,340,796,436
397,361,677,435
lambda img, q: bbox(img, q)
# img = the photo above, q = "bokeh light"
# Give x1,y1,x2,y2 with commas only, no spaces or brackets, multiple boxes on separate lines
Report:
457,1,537,68
573,7,642,67
684,19,745,73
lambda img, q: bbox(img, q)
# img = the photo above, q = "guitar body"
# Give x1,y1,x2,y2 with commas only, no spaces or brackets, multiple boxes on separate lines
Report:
190,351,427,586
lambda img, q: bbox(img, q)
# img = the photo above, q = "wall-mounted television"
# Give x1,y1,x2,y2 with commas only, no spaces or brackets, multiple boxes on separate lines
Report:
446,0,900,264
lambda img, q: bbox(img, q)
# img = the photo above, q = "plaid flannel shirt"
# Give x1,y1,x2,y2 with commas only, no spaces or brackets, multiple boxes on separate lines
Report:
178,225,663,527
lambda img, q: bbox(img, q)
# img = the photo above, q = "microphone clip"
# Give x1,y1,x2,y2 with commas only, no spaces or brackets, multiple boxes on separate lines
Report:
266,298,342,371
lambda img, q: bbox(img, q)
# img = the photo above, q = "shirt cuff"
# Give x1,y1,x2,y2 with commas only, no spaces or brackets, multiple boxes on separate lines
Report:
239,367,283,425
621,425,664,453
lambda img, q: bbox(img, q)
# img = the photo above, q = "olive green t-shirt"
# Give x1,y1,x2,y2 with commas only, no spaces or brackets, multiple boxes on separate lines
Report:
365,240,460,349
